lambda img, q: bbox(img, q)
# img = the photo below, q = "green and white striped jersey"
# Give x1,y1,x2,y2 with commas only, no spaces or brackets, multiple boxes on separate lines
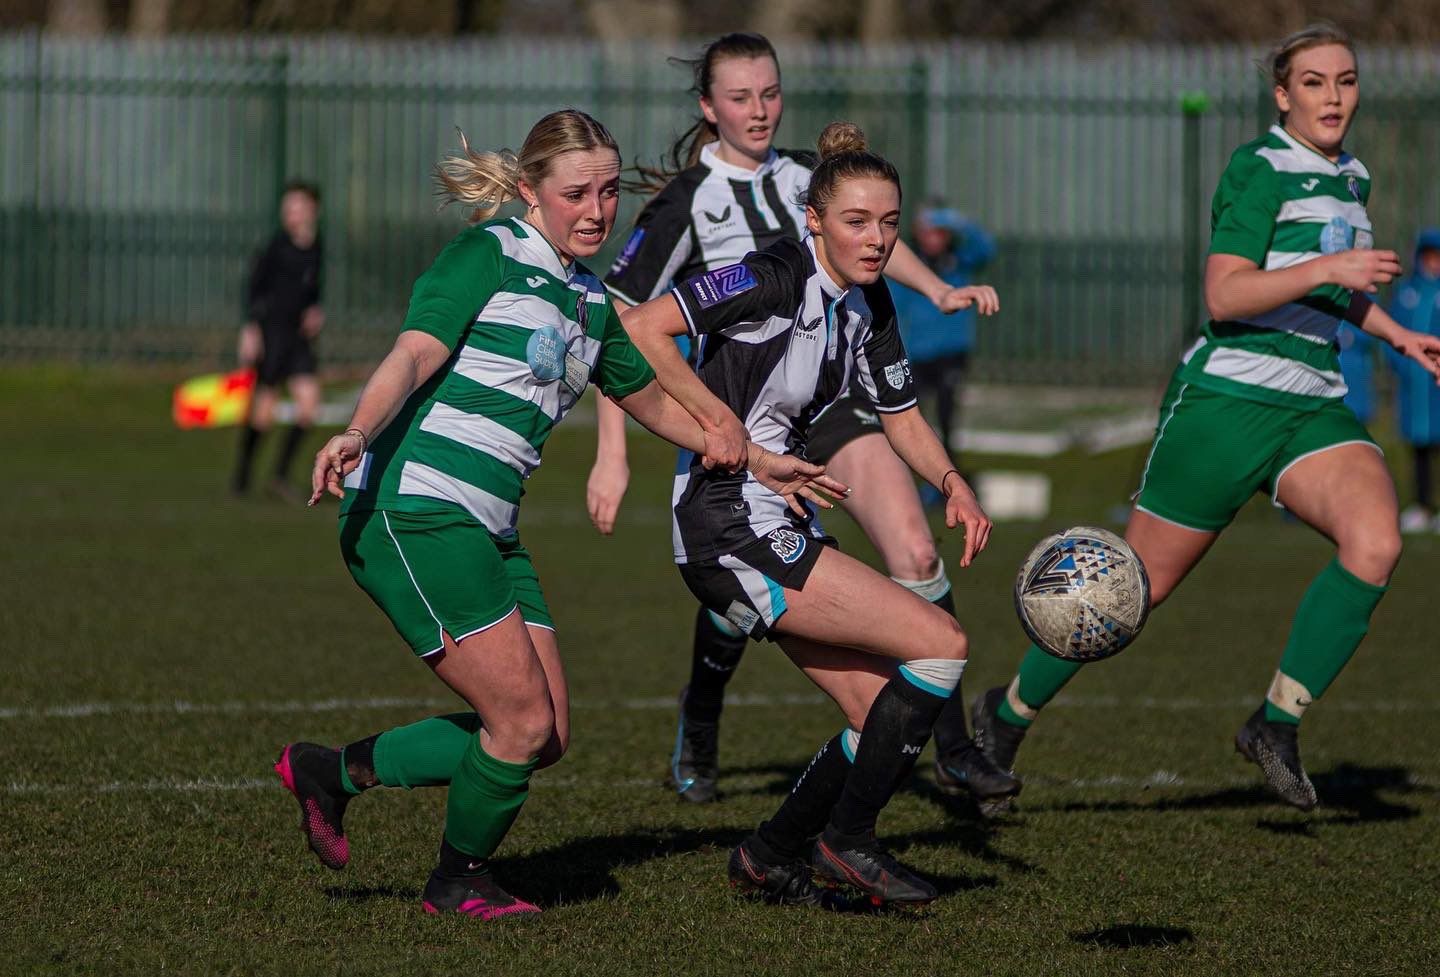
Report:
1180,124,1373,409
340,217,655,535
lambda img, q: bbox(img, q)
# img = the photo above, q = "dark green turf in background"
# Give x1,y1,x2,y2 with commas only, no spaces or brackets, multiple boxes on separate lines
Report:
2,368,1437,976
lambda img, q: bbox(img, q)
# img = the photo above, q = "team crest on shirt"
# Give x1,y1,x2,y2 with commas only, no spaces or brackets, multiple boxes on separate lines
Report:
690,263,758,309
883,361,909,390
1347,175,1361,201
767,527,807,565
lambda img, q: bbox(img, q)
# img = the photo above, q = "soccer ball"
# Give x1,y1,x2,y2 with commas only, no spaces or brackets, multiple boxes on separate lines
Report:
1014,526,1150,662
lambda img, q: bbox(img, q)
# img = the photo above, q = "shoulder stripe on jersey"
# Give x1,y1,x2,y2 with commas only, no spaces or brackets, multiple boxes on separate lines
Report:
397,461,520,536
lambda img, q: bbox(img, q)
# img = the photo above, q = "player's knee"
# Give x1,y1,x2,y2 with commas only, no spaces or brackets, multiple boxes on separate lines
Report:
924,608,968,661
535,727,569,769
493,702,556,758
897,537,941,582
1341,527,1402,586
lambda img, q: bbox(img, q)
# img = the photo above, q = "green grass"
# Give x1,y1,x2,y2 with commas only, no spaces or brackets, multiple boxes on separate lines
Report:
2,367,1438,976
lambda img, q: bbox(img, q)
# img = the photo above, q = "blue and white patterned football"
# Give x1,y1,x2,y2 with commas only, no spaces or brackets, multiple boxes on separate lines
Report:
1014,526,1151,662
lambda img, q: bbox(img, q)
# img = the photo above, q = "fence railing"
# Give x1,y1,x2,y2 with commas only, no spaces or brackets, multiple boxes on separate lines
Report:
3,32,1439,382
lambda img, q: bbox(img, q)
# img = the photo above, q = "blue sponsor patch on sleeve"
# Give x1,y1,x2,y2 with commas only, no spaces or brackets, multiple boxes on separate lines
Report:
609,228,645,275
688,263,758,309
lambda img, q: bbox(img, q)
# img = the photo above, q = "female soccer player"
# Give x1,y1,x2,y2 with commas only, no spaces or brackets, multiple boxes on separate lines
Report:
622,123,992,907
590,32,1010,809
971,25,1440,812
274,109,837,918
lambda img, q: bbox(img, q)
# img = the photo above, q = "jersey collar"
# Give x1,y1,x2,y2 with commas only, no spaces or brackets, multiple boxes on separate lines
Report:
1269,124,1360,175
804,234,848,300
510,216,574,278
700,141,778,182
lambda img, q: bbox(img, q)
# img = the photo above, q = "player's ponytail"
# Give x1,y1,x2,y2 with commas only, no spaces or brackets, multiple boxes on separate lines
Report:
436,109,620,223
803,121,901,215
629,32,780,194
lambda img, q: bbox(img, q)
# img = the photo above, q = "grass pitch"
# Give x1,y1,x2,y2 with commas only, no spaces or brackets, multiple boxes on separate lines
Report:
3,367,1438,976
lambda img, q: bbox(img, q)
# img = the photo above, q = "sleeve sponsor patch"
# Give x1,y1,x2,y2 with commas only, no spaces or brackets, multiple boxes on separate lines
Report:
688,263,758,309
608,228,645,276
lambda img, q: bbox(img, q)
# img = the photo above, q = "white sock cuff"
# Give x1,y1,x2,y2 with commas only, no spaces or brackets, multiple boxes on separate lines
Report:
891,559,952,603
706,609,746,639
840,728,861,762
1266,671,1314,720
898,657,966,697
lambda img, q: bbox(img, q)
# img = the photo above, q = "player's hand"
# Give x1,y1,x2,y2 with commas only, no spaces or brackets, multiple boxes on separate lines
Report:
309,429,366,506
749,446,850,517
700,412,749,473
586,456,630,535
1326,249,1402,293
941,471,992,568
237,322,263,366
301,306,325,339
1393,328,1440,384
934,284,1000,316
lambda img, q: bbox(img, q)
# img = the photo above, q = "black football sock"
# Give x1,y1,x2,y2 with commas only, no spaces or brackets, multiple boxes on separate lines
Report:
273,424,309,483
825,660,962,846
683,606,747,726
232,424,262,492
756,730,856,860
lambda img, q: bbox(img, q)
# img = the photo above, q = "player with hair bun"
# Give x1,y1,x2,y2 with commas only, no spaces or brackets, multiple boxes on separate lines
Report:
271,109,838,919
621,122,992,907
592,32,1012,812
972,24,1440,812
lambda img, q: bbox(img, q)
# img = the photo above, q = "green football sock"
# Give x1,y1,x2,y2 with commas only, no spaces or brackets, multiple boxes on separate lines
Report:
443,735,538,859
1264,557,1387,726
370,713,480,789
995,644,1083,728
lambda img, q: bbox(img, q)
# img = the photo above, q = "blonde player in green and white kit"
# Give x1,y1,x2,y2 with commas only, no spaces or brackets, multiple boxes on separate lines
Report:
271,109,841,918
971,25,1440,812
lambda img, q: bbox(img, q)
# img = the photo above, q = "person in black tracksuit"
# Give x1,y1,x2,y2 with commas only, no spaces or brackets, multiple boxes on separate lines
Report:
587,33,1011,812
232,181,325,498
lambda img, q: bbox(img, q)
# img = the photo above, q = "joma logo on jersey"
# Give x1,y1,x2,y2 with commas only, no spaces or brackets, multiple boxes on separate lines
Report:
703,205,732,225
1300,178,1319,192
691,263,758,309
526,275,547,289
767,528,807,565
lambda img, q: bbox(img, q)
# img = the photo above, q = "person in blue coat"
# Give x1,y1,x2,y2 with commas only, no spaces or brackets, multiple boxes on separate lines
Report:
889,203,996,487
1386,228,1440,533
1338,324,1377,425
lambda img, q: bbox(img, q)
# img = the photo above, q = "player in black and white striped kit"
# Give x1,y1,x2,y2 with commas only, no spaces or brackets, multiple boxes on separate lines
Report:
620,124,993,907
590,33,1014,813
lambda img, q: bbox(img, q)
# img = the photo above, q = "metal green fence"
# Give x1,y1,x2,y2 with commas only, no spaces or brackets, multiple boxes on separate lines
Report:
3,32,1440,382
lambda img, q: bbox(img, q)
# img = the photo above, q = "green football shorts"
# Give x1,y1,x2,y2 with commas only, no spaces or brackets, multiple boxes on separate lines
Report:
1133,373,1380,533
338,507,554,657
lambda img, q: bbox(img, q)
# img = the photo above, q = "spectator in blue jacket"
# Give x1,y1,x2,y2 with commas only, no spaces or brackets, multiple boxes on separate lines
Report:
1386,227,1440,533
1337,324,1376,425
889,203,996,484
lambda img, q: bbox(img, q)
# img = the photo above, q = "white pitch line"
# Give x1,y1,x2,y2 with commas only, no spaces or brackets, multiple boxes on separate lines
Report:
6,769,1434,797
2,692,1437,722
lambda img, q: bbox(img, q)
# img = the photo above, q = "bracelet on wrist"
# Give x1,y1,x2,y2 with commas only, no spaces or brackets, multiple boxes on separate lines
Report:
343,428,369,454
940,468,961,497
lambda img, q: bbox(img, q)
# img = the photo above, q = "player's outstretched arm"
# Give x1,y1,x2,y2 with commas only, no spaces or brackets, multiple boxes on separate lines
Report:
309,329,450,505
884,238,1000,315
1349,293,1440,384
620,295,748,472
879,406,992,568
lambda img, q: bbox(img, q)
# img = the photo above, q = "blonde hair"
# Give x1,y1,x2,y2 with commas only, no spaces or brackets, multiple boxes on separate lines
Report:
802,121,901,215
1266,23,1357,122
436,109,620,223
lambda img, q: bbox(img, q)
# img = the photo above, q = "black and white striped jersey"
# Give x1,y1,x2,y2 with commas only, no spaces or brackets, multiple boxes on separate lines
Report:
604,142,814,306
667,236,918,563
